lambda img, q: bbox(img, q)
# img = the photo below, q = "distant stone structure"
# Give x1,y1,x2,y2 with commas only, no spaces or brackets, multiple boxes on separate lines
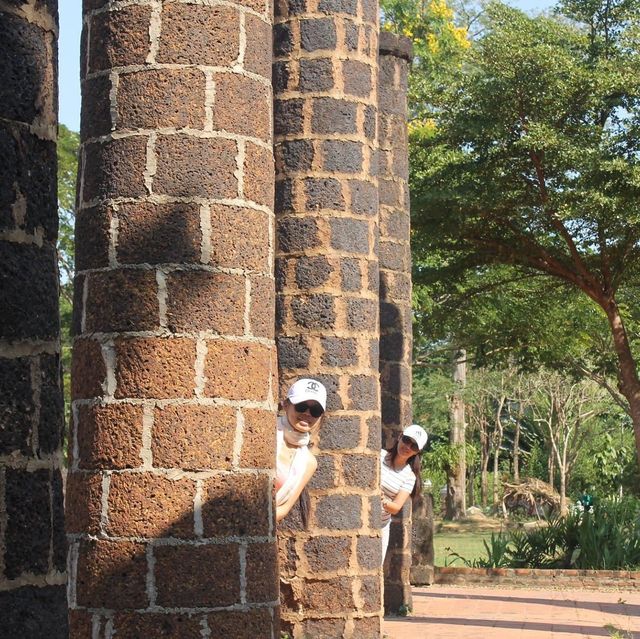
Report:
0,1,68,636
1,1,417,636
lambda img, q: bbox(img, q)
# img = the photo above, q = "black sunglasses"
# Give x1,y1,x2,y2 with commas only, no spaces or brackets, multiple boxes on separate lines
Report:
294,402,324,419
401,434,420,452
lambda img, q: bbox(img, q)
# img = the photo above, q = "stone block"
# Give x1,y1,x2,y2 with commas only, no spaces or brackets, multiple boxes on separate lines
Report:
212,73,270,141
156,4,239,66
116,201,201,266
349,179,378,216
312,98,357,134
209,204,270,271
274,98,304,135
245,542,279,602
81,74,112,139
152,404,235,470
364,104,377,139
240,408,276,469
85,269,159,333
204,341,272,402
1,586,68,639
207,609,274,638
154,544,240,607
64,471,103,535
275,139,314,173
343,453,377,489
277,336,310,369
304,535,351,572
344,22,359,51
154,134,237,199
304,177,345,210
71,338,106,400
277,216,320,252
201,474,271,537
88,6,151,72
76,539,148,609
82,136,147,202
113,337,196,399
319,0,357,14
272,61,290,92
330,218,369,253
300,18,337,51
299,58,334,92
359,575,381,611
244,15,272,79
112,613,203,638
357,534,382,569
291,294,336,329
348,375,378,411
249,275,275,340
106,473,196,538
323,140,363,173
117,68,205,130
295,256,332,289
75,205,111,270
299,577,354,613
5,469,51,577
315,494,362,530
273,23,294,56
343,60,372,97
308,454,336,489
319,415,361,449
340,258,362,291
299,618,346,639
321,336,358,367
351,615,381,638
0,356,33,454
346,297,378,331
0,242,58,341
165,271,245,334
243,141,274,207
76,403,144,470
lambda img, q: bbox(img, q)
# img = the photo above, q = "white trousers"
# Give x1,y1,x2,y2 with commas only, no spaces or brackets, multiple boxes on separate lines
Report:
381,520,391,561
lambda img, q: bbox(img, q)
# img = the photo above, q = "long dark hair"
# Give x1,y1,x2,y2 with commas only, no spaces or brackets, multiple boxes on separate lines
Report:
384,438,422,504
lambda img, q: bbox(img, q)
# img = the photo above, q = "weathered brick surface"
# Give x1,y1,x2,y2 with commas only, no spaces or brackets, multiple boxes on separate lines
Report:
207,609,275,638
378,34,415,617
71,0,277,628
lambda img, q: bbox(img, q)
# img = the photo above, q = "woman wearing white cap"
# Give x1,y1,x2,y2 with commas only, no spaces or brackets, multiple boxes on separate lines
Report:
380,424,428,560
275,378,327,526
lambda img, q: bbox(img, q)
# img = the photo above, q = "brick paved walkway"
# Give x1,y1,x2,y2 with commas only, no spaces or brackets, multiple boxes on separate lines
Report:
383,585,640,638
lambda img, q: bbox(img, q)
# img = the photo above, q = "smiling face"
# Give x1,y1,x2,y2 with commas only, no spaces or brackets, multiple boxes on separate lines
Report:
397,434,419,461
284,399,323,433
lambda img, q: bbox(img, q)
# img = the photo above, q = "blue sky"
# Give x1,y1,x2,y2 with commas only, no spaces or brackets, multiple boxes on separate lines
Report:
58,0,554,131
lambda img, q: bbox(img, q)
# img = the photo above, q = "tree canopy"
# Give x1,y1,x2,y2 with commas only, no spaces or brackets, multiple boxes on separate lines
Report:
409,0,640,465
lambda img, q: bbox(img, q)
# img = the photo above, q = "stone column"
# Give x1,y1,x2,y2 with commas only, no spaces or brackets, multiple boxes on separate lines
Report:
67,1,277,635
0,2,67,636
377,31,413,613
273,0,382,636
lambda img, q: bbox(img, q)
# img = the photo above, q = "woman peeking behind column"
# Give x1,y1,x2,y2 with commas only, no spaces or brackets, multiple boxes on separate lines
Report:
275,378,327,527
380,424,428,560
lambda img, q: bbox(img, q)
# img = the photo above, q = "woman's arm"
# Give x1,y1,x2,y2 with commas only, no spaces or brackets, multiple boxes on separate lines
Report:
276,453,318,522
382,489,411,516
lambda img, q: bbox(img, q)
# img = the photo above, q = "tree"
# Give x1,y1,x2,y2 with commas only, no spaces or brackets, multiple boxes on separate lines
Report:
411,0,640,466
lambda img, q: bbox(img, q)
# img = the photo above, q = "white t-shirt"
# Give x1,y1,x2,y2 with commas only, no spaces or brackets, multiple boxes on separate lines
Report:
380,448,416,526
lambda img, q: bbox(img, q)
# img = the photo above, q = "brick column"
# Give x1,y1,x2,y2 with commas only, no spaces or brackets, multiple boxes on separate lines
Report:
377,32,413,613
67,1,277,635
0,2,67,636
273,0,382,636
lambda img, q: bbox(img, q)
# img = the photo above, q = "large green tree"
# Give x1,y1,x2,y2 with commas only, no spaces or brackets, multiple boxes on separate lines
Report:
411,0,640,466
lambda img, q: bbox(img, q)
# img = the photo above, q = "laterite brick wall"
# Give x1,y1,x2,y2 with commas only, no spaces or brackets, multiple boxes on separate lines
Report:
377,32,414,614
0,1,68,636
273,0,384,634
66,0,278,635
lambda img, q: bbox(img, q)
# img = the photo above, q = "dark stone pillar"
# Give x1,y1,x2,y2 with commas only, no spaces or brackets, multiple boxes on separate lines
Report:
377,32,414,613
273,0,382,635
0,1,68,636
67,1,277,635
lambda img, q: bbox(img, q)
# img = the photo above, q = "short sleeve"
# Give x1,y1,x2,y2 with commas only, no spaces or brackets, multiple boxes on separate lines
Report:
401,469,416,493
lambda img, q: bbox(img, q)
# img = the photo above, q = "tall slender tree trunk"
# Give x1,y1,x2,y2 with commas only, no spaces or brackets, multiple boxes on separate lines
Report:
513,419,521,482
480,419,489,507
547,445,555,491
603,297,640,470
492,445,500,506
446,349,466,520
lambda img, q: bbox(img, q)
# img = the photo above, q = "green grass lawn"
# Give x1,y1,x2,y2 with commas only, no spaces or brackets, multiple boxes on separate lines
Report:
433,531,497,567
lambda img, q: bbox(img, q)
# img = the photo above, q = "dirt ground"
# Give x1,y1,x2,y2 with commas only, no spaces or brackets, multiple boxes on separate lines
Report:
434,513,542,534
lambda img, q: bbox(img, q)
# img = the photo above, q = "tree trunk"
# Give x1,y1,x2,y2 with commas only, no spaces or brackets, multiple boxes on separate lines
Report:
603,297,640,470
513,419,521,482
446,349,466,520
547,446,555,491
480,419,489,507
558,465,567,515
492,446,500,506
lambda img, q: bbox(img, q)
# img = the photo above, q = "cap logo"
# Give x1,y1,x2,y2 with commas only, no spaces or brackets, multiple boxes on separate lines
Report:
306,381,320,393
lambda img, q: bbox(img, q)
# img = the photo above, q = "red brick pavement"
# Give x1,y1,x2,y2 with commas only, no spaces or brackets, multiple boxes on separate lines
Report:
384,585,640,638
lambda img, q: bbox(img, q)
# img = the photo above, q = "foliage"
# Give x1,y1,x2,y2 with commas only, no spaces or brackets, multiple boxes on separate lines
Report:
456,497,640,569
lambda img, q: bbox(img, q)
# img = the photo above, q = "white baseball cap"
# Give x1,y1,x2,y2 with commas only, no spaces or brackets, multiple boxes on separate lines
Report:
402,424,428,451
287,378,327,411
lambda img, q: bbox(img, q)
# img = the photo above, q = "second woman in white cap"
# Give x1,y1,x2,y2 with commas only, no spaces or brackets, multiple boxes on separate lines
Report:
380,424,428,560
275,378,327,526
